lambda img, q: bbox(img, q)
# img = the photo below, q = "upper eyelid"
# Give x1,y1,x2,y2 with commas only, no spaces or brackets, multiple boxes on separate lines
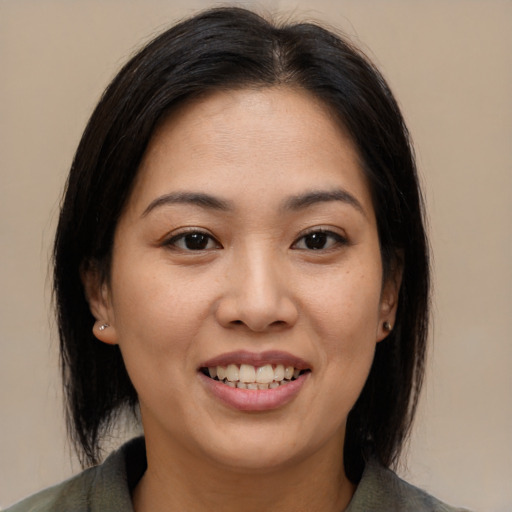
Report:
294,227,347,241
291,228,349,249
164,227,215,239
164,228,221,247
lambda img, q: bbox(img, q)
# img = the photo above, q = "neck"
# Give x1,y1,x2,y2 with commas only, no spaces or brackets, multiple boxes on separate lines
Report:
133,433,355,512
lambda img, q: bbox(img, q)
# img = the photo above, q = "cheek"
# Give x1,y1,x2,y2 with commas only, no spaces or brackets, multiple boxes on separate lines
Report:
108,258,211,376
303,263,383,390
303,264,383,340
111,285,204,419
112,252,208,326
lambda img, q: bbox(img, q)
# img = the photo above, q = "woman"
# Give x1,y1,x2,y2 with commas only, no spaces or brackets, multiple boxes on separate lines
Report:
7,7,468,512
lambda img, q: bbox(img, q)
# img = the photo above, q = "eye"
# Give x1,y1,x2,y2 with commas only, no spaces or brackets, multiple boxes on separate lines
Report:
165,230,221,251
292,230,347,251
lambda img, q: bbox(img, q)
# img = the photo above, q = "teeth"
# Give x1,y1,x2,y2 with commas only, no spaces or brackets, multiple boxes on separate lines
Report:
284,366,295,380
226,364,239,382
274,364,285,381
206,363,305,388
239,364,256,383
256,364,274,384
217,366,227,380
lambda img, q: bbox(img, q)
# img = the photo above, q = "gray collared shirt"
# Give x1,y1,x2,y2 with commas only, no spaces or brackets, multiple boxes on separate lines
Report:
6,437,471,512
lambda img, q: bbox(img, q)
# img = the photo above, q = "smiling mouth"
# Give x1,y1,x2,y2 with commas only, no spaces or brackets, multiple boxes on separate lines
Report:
200,363,310,390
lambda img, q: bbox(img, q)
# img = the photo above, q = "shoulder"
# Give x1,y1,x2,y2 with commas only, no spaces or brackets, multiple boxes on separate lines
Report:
4,466,99,512
4,437,145,512
347,459,472,512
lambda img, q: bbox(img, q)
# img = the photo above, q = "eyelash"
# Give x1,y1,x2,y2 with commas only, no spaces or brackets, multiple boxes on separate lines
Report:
164,228,347,252
164,230,221,251
291,229,348,251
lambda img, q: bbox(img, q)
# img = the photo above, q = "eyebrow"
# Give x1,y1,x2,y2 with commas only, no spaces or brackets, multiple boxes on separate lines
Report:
141,192,233,217
282,189,366,217
142,188,366,218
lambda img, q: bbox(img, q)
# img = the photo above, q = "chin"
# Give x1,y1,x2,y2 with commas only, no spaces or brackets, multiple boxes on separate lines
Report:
195,423,331,474
203,443,302,473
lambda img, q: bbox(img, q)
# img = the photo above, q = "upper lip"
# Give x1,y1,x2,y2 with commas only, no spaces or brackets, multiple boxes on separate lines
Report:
199,350,311,370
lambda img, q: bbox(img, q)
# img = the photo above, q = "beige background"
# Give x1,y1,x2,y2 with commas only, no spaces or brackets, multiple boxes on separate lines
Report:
1,1,511,510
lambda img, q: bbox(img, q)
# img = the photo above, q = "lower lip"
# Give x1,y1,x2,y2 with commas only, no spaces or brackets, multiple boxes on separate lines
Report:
199,372,309,411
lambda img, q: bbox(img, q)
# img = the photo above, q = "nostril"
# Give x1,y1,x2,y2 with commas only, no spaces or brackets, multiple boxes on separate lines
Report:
229,319,288,329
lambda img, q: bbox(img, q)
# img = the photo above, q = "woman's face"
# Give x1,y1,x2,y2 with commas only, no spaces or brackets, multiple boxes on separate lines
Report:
90,87,398,472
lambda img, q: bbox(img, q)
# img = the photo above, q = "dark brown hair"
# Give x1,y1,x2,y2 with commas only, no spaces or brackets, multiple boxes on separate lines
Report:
54,7,429,482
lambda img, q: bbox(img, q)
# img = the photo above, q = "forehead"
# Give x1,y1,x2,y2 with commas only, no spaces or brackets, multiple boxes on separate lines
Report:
128,86,374,217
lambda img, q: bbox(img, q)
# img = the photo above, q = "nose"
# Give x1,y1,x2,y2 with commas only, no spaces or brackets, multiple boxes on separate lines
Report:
215,249,299,332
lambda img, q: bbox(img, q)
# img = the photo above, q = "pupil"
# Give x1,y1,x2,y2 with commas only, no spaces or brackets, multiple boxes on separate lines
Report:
305,233,327,250
185,233,208,250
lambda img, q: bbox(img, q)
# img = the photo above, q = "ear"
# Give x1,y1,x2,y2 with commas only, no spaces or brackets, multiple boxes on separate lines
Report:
376,258,403,342
80,261,119,345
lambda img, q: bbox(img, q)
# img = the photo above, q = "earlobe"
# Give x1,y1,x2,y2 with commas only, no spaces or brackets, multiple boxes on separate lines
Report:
93,320,118,345
81,262,118,345
377,309,397,343
377,262,402,342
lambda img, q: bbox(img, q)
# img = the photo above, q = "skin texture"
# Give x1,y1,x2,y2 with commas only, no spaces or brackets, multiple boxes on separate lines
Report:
85,87,400,512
